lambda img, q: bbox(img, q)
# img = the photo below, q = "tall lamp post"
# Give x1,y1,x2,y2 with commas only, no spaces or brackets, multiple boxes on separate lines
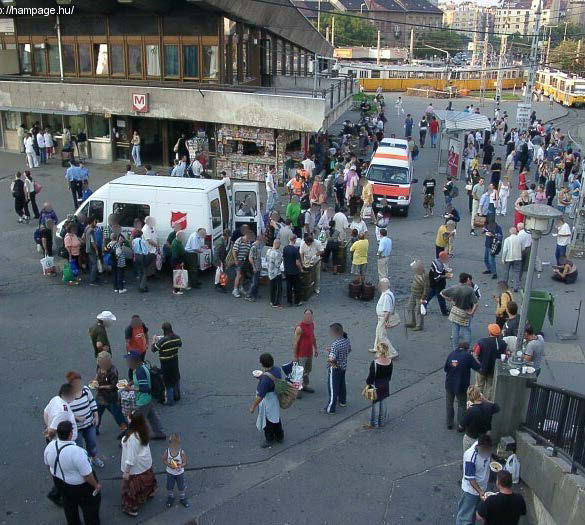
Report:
513,203,562,360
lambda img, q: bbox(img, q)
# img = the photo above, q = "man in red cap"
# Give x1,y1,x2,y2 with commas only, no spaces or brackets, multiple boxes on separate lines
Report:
473,324,507,401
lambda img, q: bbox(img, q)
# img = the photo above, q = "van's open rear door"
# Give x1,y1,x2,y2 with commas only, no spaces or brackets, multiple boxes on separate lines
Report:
231,181,262,235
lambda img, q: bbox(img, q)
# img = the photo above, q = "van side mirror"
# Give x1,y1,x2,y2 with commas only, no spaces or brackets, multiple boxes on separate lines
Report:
411,178,418,184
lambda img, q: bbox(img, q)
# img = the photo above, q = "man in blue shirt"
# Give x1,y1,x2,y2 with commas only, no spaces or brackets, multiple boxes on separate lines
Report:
325,323,351,414
444,342,480,430
65,161,83,209
377,228,392,280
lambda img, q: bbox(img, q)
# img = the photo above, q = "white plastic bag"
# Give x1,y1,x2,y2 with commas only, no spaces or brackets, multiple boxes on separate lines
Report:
40,256,55,275
173,269,189,289
420,303,427,316
504,454,520,484
290,362,304,387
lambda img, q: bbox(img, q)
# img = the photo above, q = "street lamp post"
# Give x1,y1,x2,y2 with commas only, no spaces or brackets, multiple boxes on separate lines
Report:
513,203,562,361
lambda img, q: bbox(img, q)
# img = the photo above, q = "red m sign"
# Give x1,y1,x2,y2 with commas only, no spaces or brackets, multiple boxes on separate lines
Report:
132,93,149,113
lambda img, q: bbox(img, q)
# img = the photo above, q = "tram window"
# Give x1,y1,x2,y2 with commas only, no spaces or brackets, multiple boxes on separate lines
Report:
371,70,380,78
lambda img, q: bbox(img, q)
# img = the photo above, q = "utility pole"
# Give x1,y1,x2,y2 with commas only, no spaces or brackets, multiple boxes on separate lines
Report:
479,31,489,106
495,34,508,105
518,0,541,130
377,30,381,65
471,16,480,67
325,26,330,43
317,0,321,33
409,28,414,60
545,26,552,65
332,16,335,48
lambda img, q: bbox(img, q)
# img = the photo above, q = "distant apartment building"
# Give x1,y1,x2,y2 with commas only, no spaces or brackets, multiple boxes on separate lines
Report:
494,0,560,36
440,1,494,37
565,0,585,26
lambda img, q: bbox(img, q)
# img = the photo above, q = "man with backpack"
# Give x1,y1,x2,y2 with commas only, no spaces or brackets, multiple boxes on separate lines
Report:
124,350,166,440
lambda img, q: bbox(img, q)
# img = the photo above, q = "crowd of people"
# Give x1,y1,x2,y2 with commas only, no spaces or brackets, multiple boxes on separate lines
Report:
22,94,582,524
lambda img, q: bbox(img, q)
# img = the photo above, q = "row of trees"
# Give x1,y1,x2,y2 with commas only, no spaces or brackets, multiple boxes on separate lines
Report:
314,12,584,74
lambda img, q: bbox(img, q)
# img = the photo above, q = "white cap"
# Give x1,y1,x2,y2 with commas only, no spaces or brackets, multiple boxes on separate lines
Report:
96,311,116,322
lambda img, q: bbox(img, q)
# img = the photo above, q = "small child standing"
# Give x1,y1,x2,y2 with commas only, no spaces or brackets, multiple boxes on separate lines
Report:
163,433,190,508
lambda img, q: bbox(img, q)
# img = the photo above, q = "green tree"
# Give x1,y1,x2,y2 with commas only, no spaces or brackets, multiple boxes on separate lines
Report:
548,40,585,73
549,23,582,48
315,12,377,47
413,30,469,59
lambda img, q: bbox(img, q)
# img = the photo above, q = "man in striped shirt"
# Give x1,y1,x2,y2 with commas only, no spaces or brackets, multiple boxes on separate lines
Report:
325,323,351,414
152,322,183,406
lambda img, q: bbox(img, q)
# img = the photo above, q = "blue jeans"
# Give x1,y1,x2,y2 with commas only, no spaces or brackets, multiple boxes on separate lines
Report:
97,402,126,428
266,190,280,213
505,260,522,290
427,287,448,315
326,368,346,413
39,147,47,164
167,473,186,492
484,246,497,275
456,491,480,525
88,252,99,283
247,271,260,299
114,265,125,291
555,244,567,265
451,322,471,350
370,399,387,427
165,380,181,406
132,144,142,166
76,425,97,457
431,133,438,147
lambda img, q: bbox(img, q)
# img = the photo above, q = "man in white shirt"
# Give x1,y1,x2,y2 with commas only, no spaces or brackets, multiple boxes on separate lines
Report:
278,219,294,247
456,435,492,525
301,155,315,179
332,211,349,241
516,222,532,283
171,157,187,177
190,156,204,178
44,421,101,521
36,130,47,164
377,229,392,280
43,384,78,506
184,228,207,288
369,278,398,357
554,217,572,265
317,207,335,231
501,227,523,292
24,133,38,169
265,167,280,213
299,235,323,294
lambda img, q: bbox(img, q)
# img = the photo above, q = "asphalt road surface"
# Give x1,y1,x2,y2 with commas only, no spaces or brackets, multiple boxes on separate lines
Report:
0,96,581,525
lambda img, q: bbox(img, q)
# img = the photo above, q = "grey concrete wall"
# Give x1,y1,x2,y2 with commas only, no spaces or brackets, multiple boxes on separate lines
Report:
516,431,585,525
491,361,537,443
273,75,337,91
0,50,19,75
0,80,327,133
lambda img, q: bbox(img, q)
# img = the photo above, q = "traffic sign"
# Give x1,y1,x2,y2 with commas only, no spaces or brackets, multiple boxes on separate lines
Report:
516,102,531,130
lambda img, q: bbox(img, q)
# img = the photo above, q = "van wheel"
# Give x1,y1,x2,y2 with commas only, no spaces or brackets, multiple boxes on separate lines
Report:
402,207,409,217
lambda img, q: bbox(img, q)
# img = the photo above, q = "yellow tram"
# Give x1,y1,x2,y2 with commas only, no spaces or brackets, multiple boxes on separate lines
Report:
535,69,585,107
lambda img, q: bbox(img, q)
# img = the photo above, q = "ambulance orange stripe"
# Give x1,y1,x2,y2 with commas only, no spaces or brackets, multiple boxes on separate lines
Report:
373,153,408,161
372,184,410,197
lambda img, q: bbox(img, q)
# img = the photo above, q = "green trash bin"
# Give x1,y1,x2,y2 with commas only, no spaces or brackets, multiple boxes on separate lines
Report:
527,291,555,333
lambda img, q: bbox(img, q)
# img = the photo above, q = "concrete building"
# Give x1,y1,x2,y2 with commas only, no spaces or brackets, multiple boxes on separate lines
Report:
332,0,443,47
0,0,355,173
441,1,495,37
494,0,560,36
566,0,585,26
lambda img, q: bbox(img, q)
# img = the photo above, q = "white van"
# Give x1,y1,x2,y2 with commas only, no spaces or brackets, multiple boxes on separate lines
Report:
56,175,261,264
366,146,417,216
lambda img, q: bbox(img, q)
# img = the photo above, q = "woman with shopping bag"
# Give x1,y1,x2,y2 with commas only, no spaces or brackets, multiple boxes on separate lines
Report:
170,231,187,296
363,342,393,429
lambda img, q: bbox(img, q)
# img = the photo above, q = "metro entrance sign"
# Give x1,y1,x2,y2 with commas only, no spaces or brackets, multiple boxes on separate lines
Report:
132,93,149,113
516,102,531,131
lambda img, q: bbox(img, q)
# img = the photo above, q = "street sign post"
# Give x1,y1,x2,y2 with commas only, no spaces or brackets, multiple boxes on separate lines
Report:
516,102,531,130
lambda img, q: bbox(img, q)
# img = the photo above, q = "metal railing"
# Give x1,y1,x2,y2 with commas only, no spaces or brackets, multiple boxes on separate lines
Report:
522,383,585,475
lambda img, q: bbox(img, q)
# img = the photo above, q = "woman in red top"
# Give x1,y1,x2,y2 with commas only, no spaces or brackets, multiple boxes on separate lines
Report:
518,170,528,191
430,116,440,149
293,309,318,393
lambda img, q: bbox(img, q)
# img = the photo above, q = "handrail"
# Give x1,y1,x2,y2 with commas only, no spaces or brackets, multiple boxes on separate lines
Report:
521,383,585,475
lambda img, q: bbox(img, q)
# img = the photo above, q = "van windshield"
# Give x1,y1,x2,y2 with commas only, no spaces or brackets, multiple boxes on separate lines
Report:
367,164,409,185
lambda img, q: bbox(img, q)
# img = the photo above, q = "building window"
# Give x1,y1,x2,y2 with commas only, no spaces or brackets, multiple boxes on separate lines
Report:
232,38,238,81
48,44,60,74
110,44,125,75
94,43,108,75
146,44,160,77
183,44,199,78
33,44,46,74
5,111,20,130
203,45,219,79
62,44,76,74
79,43,92,74
87,114,109,139
128,44,142,76
19,43,32,74
164,44,179,77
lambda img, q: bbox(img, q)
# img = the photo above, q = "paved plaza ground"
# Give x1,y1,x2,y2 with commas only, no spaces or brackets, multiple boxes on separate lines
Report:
0,96,582,524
